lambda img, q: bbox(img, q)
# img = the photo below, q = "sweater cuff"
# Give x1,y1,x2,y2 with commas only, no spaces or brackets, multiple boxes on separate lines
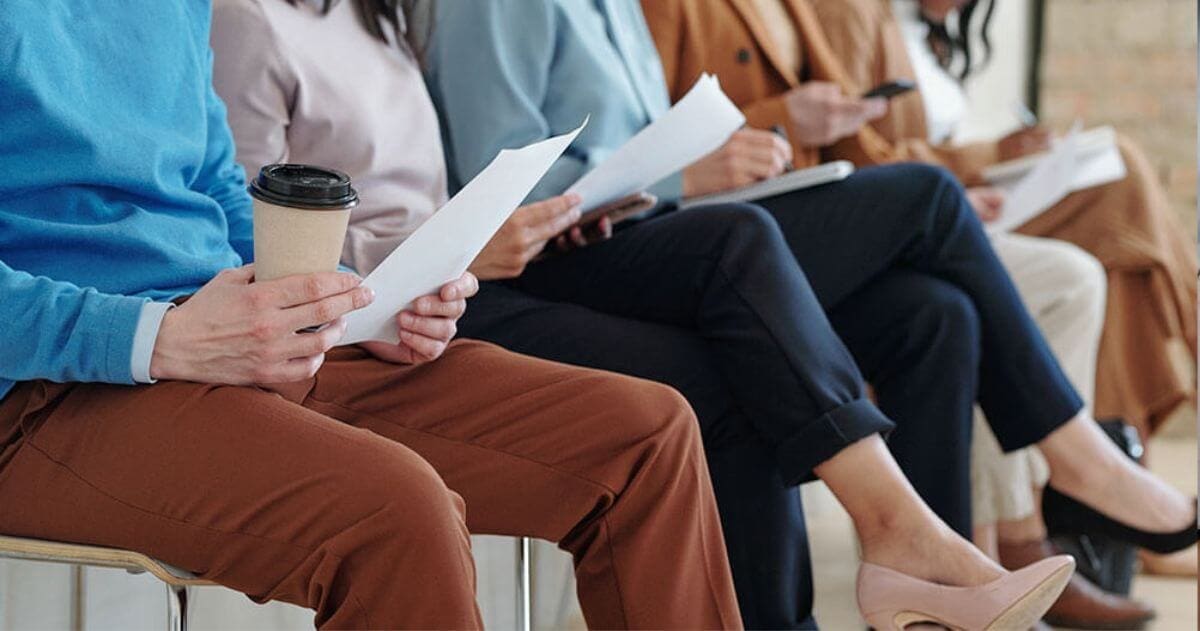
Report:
87,293,152,386
130,301,174,383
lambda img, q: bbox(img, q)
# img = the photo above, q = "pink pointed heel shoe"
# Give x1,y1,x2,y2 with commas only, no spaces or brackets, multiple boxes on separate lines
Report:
857,555,1075,630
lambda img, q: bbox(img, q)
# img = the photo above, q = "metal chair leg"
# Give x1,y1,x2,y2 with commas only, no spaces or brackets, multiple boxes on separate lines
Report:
70,565,85,631
515,536,532,631
165,584,189,631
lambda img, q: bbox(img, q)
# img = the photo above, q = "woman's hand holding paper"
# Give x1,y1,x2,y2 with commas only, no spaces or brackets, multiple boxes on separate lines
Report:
998,126,1053,160
470,194,585,280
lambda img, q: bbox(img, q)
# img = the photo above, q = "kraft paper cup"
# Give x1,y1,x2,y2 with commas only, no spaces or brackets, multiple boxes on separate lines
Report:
248,164,359,282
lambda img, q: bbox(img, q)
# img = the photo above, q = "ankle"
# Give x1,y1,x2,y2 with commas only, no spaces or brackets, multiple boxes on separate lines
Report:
1040,414,1131,492
996,516,1048,545
857,510,949,560
856,508,918,548
1044,445,1119,496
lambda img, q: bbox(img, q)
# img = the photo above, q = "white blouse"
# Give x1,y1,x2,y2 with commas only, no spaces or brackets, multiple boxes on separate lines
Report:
891,0,969,144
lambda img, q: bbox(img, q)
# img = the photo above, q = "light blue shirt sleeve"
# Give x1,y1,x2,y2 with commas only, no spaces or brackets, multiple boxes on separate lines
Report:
426,0,582,202
426,0,684,204
129,301,174,383
0,259,146,386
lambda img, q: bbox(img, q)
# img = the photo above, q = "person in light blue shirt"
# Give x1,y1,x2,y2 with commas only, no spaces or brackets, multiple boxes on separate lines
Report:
423,1,1196,627
431,0,681,203
0,2,750,627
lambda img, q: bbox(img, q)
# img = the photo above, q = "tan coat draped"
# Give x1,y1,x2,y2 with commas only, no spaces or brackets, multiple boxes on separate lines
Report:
809,0,1197,434
643,0,1197,433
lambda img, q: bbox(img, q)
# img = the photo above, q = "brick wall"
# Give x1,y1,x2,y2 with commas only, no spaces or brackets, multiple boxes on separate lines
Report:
1040,0,1197,230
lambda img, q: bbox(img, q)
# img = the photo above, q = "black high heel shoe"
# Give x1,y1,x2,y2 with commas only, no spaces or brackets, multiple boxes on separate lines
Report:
1042,487,1198,555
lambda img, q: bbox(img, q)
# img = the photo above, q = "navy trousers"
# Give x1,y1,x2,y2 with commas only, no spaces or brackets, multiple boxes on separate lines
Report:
458,164,1082,629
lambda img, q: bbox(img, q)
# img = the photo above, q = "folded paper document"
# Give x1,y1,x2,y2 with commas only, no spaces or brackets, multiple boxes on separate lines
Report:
341,120,586,344
567,74,746,212
985,124,1127,233
982,126,1121,183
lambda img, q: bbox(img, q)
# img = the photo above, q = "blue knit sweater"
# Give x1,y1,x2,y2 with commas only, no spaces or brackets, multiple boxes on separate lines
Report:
0,1,252,400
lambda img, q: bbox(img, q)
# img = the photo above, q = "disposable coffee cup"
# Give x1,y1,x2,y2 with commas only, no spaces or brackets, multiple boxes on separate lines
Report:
249,164,359,282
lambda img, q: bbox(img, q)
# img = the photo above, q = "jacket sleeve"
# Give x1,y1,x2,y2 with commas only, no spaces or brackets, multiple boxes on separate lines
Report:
0,259,147,385
424,0,584,202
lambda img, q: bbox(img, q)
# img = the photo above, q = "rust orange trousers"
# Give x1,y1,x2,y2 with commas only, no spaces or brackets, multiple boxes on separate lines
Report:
0,341,741,629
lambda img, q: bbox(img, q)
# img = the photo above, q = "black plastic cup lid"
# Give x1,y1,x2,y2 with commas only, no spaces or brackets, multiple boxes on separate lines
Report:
249,164,359,210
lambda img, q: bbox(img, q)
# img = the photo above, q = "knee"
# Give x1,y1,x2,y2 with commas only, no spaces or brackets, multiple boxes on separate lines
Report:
340,449,466,543
590,373,703,454
871,163,975,228
1061,242,1107,291
913,281,982,365
905,162,964,196
916,164,974,223
1055,243,1107,314
692,203,791,261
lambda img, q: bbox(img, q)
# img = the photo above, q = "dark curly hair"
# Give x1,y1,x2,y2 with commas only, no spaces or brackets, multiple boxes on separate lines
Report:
283,0,432,58
921,0,996,82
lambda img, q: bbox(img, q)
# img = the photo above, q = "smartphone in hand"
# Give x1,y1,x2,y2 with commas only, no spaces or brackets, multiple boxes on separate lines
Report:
863,79,916,100
575,192,658,230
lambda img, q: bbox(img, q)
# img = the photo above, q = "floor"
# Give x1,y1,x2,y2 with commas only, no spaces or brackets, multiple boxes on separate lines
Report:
806,411,1198,630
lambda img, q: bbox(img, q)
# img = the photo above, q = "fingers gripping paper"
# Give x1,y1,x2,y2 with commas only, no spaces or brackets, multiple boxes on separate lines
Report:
567,74,746,212
986,122,1126,234
341,121,587,344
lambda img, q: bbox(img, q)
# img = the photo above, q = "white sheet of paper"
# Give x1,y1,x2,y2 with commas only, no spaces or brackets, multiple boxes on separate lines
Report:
340,121,586,344
1069,144,1126,191
985,122,1126,233
566,74,746,212
987,123,1082,234
981,125,1118,183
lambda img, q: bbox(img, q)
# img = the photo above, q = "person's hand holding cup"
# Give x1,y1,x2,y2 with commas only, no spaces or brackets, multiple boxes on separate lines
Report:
151,164,371,385
249,164,360,282
149,265,373,384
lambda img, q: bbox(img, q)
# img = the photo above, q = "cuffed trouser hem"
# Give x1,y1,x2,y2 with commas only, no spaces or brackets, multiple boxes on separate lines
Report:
993,395,1083,454
776,397,895,486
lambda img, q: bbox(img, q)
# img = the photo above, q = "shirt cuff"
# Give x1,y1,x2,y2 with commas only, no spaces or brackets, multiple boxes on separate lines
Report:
130,301,174,384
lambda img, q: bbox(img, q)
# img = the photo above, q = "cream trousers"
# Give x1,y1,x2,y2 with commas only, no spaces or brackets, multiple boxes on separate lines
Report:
971,232,1107,525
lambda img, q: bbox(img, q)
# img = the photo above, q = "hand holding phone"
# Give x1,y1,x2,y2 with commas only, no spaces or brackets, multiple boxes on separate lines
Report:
862,79,916,100
573,192,658,230
782,82,888,147
538,192,658,258
470,194,583,280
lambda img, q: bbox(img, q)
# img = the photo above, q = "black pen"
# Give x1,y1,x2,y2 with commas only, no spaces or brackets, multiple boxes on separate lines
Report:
770,124,796,172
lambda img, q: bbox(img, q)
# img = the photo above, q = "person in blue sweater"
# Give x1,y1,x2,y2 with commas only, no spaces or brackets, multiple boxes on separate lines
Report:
0,2,748,628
